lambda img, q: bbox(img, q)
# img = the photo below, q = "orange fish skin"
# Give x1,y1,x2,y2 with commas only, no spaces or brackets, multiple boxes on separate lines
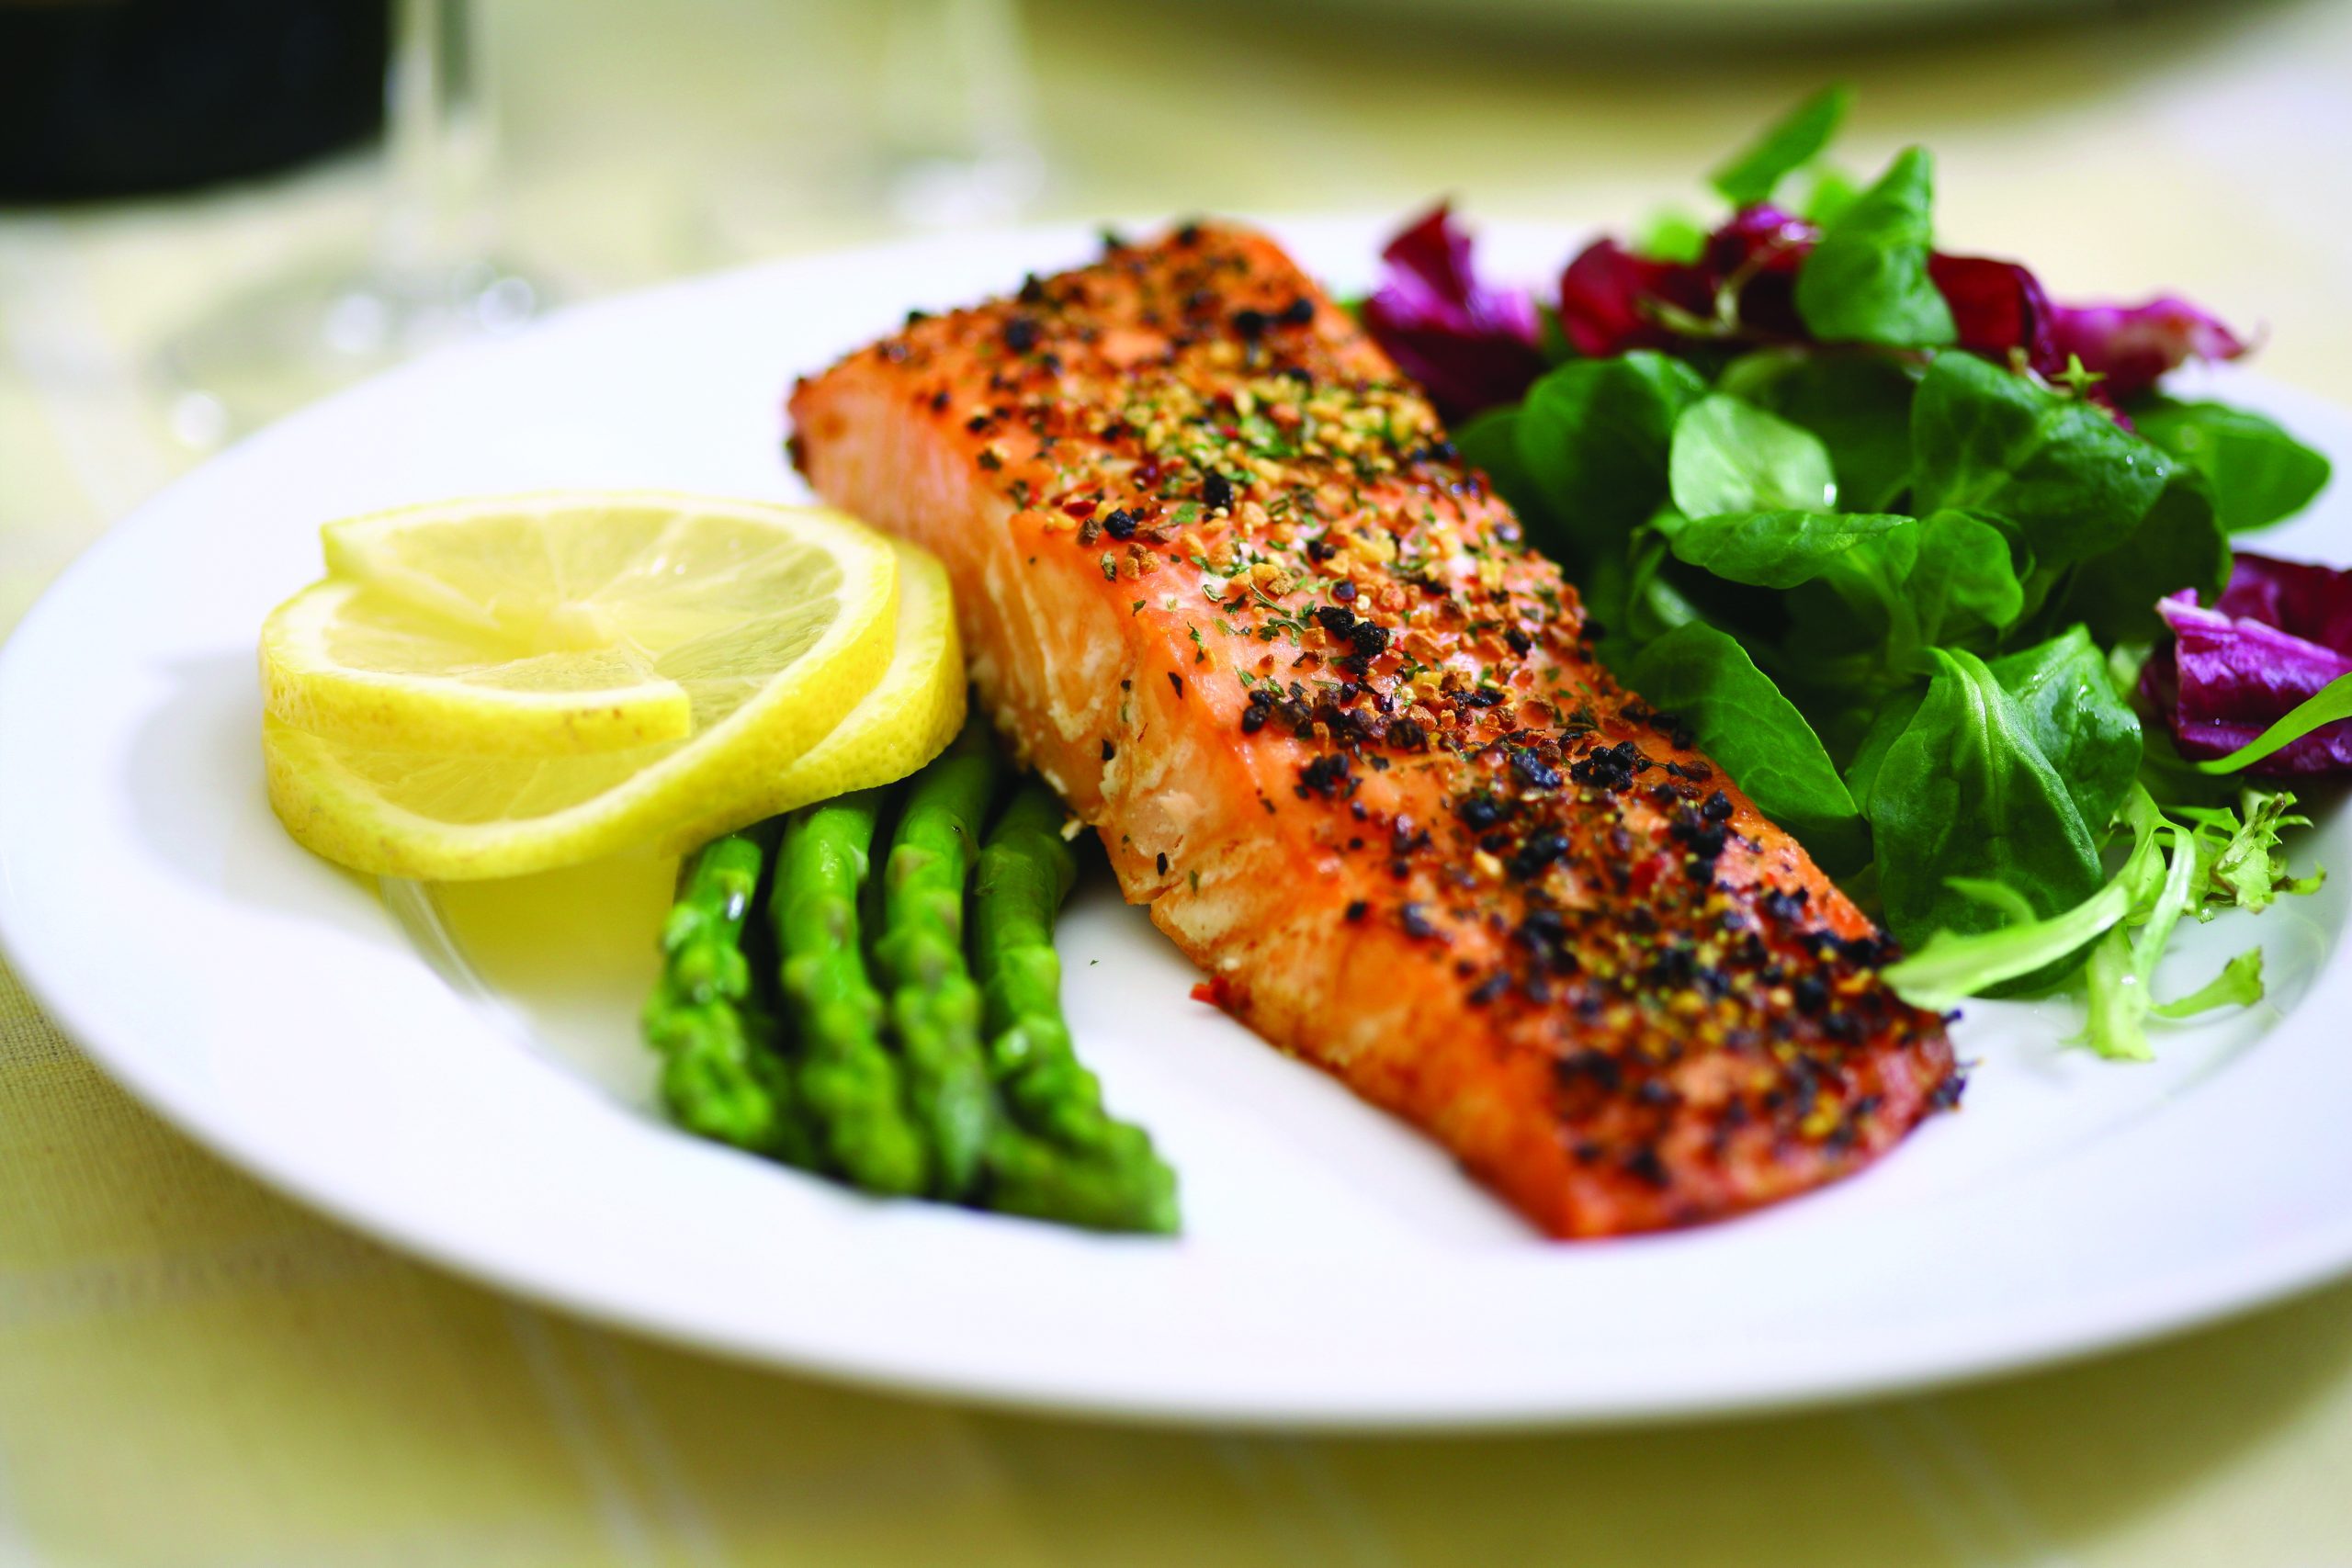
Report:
789,221,1958,1238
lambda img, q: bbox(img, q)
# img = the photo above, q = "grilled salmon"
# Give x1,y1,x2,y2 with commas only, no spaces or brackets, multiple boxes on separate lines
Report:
788,221,1958,1237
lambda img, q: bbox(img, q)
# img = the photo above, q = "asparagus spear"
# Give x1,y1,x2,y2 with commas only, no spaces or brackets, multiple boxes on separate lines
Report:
774,793,931,1196
984,1123,1179,1234
872,718,1003,1200
973,781,1179,1233
641,830,813,1165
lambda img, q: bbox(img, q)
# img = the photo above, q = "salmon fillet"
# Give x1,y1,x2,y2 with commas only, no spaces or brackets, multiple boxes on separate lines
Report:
788,221,1959,1237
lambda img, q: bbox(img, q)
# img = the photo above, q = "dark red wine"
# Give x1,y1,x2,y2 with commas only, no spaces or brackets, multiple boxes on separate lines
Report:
0,0,388,202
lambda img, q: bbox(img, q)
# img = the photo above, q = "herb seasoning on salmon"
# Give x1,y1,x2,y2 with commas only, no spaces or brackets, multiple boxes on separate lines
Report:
789,221,1958,1237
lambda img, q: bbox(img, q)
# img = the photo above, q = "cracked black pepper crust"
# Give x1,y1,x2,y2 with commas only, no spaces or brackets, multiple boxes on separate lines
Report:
789,220,1960,1236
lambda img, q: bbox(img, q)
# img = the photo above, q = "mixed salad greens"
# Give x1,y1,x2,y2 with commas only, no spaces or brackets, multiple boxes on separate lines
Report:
1364,87,2352,1057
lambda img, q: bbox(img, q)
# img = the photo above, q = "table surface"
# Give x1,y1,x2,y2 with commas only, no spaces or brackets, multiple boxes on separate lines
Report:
8,1,2352,1562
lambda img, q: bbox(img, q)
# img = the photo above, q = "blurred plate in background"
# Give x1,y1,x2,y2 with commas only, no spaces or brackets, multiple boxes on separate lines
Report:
1284,0,2118,41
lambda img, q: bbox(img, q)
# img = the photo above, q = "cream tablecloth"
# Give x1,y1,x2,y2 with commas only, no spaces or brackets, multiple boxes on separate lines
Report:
8,1,2352,1562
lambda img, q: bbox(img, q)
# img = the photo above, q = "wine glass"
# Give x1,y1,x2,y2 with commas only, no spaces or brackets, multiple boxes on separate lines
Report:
158,0,543,446
874,0,1046,230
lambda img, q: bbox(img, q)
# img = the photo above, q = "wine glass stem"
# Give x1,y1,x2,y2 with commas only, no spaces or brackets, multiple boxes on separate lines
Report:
380,0,491,290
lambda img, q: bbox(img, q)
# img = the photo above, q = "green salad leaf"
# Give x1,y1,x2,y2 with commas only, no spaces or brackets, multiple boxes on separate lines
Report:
1984,628,2143,840
1884,511,2026,649
1515,354,1708,554
1710,85,1854,208
2200,790,2324,910
1883,782,2315,1043
1613,524,1712,647
1668,395,1840,518
2050,470,2230,643
1794,148,1955,348
1792,510,2024,667
2078,811,2202,1060
1626,622,1868,871
1454,404,1537,517
1858,648,2109,946
1800,166,1862,226
1634,209,1710,265
1720,350,1917,513
2150,949,2266,1020
1910,350,2170,567
1663,508,1910,590
2134,399,2332,534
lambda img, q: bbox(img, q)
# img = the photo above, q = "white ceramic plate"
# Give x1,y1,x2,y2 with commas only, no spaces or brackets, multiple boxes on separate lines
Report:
3,219,2348,1429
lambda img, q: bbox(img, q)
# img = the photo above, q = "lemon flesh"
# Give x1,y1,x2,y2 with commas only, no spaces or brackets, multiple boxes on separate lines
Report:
264,491,910,879
263,579,695,756
654,538,967,853
270,491,892,757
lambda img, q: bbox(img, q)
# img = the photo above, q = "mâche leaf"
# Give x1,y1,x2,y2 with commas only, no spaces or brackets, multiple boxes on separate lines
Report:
1634,209,1709,265
1841,685,1926,811
1668,395,1839,519
1627,622,1868,871
1665,508,1912,595
1793,510,2023,666
2052,469,2230,643
2133,400,2332,535
1860,648,2107,947
1515,353,1708,551
1720,350,1917,513
1793,148,1956,348
1984,627,2143,843
1710,84,1854,209
1616,524,1712,647
1800,166,1861,226
1888,510,2026,649
1454,404,1543,524
1910,350,2169,568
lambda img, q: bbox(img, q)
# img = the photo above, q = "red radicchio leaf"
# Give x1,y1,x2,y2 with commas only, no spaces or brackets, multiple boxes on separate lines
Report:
1556,207,1814,358
2216,552,2352,652
2143,553,2352,775
1547,205,2248,405
1555,240,1702,357
2049,298,2249,403
1926,253,2056,370
1362,204,1547,422
1701,204,1815,342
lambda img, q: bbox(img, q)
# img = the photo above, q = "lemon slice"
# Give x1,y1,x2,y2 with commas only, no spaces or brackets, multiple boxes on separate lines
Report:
263,579,695,755
271,491,891,757
655,538,967,853
264,491,906,879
